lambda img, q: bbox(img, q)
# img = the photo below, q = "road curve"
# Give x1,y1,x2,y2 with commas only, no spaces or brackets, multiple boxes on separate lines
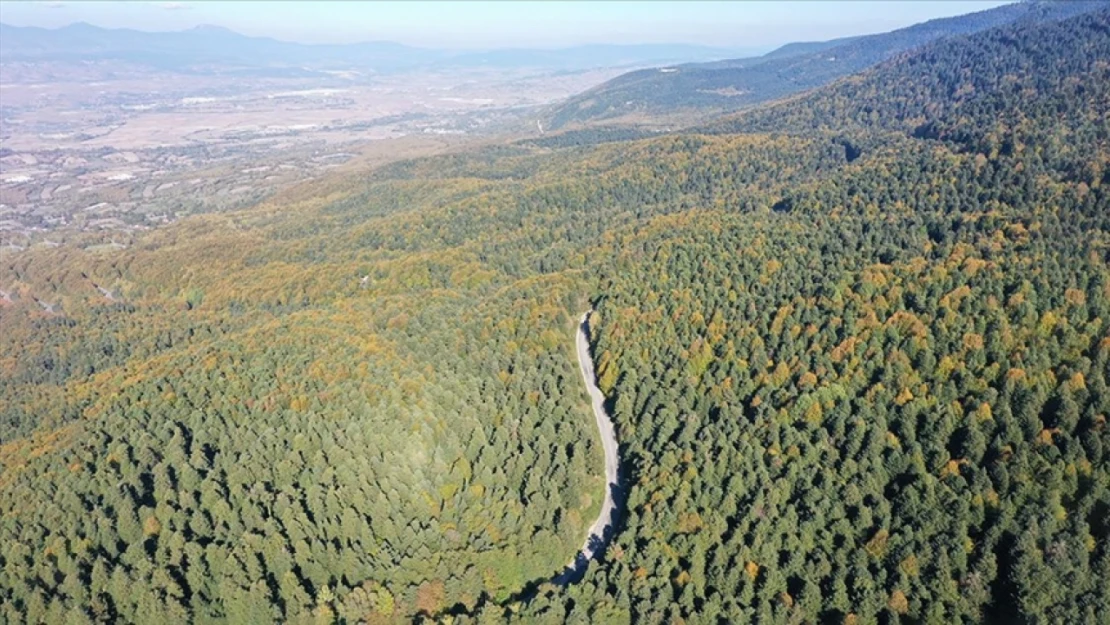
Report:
555,311,620,584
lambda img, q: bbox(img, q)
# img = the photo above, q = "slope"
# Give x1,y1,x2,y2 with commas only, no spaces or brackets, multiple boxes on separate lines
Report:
0,6,1108,625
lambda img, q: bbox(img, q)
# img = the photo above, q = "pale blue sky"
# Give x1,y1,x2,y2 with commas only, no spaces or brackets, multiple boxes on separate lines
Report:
0,1,1016,49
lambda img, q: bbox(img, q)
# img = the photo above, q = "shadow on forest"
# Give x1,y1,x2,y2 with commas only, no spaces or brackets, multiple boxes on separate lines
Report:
517,460,631,597
426,455,632,622
425,310,630,620
551,466,630,586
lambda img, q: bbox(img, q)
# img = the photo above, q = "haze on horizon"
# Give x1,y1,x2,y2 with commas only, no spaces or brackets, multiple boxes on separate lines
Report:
1,0,1015,49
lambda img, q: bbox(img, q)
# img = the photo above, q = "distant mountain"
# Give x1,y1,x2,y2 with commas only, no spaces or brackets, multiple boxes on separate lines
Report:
0,21,435,74
756,36,863,62
0,21,756,76
544,0,1105,129
438,44,766,72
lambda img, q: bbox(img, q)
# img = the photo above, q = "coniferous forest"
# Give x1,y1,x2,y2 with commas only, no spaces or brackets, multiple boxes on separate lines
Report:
2,6,1109,625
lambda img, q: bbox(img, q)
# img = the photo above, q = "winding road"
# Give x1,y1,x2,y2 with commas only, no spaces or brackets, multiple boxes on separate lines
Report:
554,311,620,584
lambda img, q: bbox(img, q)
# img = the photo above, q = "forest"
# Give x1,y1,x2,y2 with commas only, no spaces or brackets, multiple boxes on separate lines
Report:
1,6,1108,625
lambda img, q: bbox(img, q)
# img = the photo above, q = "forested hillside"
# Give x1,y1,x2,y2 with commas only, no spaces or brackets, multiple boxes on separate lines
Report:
544,0,1102,130
1,6,1108,625
519,9,1110,624
0,117,868,624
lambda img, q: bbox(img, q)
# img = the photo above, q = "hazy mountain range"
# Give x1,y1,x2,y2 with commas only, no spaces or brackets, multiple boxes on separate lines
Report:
0,21,765,75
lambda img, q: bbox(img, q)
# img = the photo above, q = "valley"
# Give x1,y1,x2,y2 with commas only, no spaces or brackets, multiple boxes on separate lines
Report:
0,59,629,249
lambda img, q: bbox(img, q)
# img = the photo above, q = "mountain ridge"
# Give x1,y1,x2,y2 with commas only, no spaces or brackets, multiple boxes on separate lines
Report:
543,0,1105,129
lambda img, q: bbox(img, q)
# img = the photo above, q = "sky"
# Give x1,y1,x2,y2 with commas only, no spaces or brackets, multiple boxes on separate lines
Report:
0,1,1017,49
